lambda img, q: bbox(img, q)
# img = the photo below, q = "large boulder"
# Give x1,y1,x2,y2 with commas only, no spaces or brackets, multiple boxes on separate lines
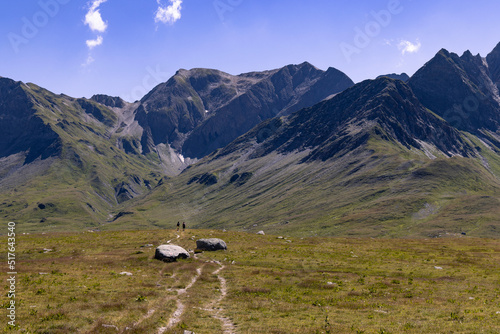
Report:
196,238,227,251
154,245,190,262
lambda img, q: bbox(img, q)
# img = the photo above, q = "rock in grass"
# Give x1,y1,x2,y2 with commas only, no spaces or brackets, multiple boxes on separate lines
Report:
257,231,265,235
196,238,227,251
155,245,190,262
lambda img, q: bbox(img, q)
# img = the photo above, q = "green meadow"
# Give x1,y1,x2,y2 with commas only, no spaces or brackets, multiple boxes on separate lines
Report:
2,229,499,333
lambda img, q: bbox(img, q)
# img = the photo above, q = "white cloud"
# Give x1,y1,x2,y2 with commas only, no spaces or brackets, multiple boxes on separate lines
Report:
84,0,108,33
83,0,108,65
398,39,421,55
86,36,103,49
155,0,183,24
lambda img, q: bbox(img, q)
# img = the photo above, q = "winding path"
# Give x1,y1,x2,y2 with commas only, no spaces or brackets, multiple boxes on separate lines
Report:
157,267,203,334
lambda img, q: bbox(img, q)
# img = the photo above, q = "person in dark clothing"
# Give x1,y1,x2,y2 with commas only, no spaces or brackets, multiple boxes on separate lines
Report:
176,222,180,231
182,222,186,231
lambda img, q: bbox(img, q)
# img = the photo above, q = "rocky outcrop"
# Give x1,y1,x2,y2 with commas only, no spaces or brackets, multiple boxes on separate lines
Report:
154,245,190,262
377,73,409,82
187,173,218,186
91,94,125,108
196,238,227,251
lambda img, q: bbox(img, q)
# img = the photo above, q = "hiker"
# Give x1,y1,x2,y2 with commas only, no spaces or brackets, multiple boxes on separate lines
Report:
182,222,186,231
176,221,180,231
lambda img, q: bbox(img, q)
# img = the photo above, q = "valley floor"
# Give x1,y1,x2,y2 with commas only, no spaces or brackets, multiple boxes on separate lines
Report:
2,229,500,333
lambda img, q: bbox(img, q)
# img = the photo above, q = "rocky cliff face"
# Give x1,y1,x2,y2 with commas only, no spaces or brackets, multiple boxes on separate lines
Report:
408,48,500,134
134,63,354,158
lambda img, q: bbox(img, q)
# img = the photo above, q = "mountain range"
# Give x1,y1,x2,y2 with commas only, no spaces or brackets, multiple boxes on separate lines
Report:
1,42,500,237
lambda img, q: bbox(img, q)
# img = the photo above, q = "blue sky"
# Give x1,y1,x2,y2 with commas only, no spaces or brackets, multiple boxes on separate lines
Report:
1,0,499,101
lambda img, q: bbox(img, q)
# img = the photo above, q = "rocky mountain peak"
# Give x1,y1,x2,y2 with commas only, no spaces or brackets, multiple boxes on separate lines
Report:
409,47,500,134
0,78,61,164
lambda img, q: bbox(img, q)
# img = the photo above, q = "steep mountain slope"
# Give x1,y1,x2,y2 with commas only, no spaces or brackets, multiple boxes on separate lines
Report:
0,78,61,165
116,78,500,238
221,77,472,161
408,48,500,139
134,63,354,159
0,79,164,231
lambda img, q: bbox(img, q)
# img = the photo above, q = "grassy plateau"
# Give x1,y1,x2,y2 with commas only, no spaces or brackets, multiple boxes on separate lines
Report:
2,229,499,333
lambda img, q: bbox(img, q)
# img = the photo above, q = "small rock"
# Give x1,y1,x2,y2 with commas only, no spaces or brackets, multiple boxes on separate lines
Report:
39,272,49,275
277,236,283,239
120,272,133,276
140,244,154,248
43,249,53,253
434,266,443,270
257,231,265,235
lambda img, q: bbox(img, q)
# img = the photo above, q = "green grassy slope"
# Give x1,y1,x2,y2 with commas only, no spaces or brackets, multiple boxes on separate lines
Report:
111,134,500,238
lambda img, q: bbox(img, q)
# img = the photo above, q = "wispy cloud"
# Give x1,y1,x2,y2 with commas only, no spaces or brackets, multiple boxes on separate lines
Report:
86,36,103,49
155,0,183,25
398,39,421,55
